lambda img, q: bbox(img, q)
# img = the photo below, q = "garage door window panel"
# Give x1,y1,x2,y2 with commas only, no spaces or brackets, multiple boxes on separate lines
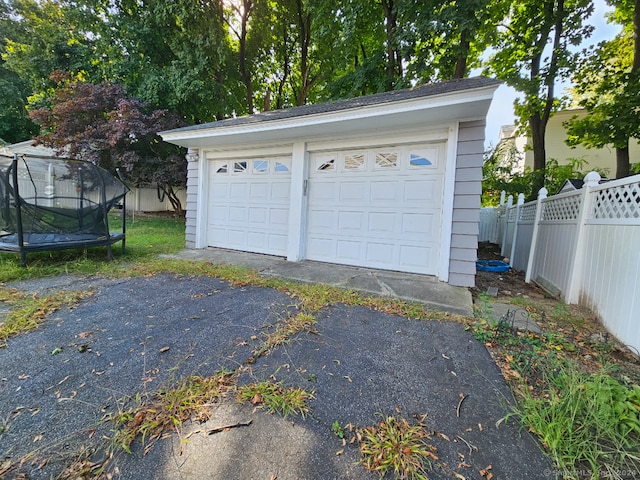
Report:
375,152,398,169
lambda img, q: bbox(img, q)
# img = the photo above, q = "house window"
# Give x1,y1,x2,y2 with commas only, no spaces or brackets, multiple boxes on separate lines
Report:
233,161,247,173
344,153,366,171
253,160,268,174
216,162,228,174
375,152,398,169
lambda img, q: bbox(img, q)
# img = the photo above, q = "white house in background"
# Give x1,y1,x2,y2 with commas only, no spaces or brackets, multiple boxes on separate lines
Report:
522,108,640,174
4,140,186,213
160,77,501,287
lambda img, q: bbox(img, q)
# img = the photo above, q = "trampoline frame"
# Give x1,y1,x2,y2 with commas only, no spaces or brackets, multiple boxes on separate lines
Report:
0,154,128,267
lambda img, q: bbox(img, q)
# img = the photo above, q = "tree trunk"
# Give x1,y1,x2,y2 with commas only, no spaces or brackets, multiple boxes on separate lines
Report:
616,144,631,179
529,113,547,198
381,0,401,90
239,7,253,114
453,28,470,79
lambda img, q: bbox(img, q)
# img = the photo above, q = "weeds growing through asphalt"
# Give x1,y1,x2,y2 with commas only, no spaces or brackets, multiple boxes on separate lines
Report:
358,415,438,480
108,370,236,454
251,313,318,359
237,380,314,418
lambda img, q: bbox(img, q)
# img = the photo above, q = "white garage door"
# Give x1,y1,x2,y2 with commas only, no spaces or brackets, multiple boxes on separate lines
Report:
206,156,291,256
306,143,445,275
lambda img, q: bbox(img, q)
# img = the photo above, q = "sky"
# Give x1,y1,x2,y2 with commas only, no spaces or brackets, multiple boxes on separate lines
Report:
484,0,622,148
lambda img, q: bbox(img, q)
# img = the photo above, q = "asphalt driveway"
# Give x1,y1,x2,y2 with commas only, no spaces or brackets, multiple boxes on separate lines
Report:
0,274,554,479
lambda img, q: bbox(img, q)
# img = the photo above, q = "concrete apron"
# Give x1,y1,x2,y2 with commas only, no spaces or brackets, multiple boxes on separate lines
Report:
163,248,473,317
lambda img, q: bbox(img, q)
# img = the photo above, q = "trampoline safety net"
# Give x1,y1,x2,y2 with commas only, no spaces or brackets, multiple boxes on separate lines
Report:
0,153,129,265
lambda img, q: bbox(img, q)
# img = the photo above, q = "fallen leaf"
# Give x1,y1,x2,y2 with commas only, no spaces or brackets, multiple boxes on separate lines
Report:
159,346,170,353
478,423,483,431
18,374,29,380
77,331,91,338
251,393,263,405
453,472,466,480
335,449,344,455
33,433,43,442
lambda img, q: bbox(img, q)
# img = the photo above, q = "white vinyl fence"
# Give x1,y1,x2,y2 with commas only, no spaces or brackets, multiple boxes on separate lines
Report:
486,172,640,353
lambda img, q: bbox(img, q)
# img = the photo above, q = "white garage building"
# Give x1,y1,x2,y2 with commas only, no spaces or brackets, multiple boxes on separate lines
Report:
160,77,500,287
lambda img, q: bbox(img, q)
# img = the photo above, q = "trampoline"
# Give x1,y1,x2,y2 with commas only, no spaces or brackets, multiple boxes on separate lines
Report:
0,153,128,266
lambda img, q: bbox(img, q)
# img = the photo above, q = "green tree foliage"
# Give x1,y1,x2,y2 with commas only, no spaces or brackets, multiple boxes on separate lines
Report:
29,74,188,213
487,0,595,197
565,0,640,178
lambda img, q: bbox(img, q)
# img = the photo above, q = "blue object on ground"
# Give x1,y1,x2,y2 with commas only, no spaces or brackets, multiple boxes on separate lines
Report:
476,259,511,272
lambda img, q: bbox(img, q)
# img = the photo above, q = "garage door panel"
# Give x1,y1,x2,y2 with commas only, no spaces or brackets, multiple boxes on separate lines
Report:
366,243,395,264
229,183,248,199
337,240,362,261
306,143,444,275
404,179,439,202
271,182,290,200
399,245,432,269
337,211,364,232
206,157,290,256
339,182,367,201
249,182,269,200
370,181,400,202
307,237,334,257
401,213,434,236
268,233,287,252
228,206,247,223
308,209,335,229
269,208,289,225
248,207,266,224
309,182,336,201
368,212,396,233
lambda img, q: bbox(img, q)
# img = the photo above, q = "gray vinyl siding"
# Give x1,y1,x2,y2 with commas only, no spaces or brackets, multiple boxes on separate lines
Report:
449,120,485,287
185,158,199,248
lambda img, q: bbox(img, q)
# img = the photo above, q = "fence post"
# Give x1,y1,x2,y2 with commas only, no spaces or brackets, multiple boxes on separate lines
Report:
525,187,548,283
501,194,513,256
565,171,601,303
509,193,525,266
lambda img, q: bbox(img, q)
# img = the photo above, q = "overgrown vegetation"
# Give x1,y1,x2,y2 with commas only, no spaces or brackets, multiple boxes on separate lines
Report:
470,297,640,479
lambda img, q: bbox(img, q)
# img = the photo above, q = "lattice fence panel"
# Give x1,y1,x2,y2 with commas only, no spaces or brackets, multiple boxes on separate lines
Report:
591,182,640,220
541,194,581,221
519,203,537,222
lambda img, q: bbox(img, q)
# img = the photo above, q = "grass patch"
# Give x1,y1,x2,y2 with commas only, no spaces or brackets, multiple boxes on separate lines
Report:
358,415,438,480
237,380,313,418
0,287,88,346
109,370,235,454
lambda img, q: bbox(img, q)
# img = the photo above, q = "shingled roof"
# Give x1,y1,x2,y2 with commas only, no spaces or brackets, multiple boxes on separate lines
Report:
163,76,501,134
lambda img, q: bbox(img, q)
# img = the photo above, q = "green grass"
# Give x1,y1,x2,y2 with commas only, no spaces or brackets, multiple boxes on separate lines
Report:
0,213,186,283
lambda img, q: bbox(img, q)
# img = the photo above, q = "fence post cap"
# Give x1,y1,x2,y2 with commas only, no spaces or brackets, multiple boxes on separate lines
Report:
517,193,525,205
538,187,548,199
583,171,601,187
